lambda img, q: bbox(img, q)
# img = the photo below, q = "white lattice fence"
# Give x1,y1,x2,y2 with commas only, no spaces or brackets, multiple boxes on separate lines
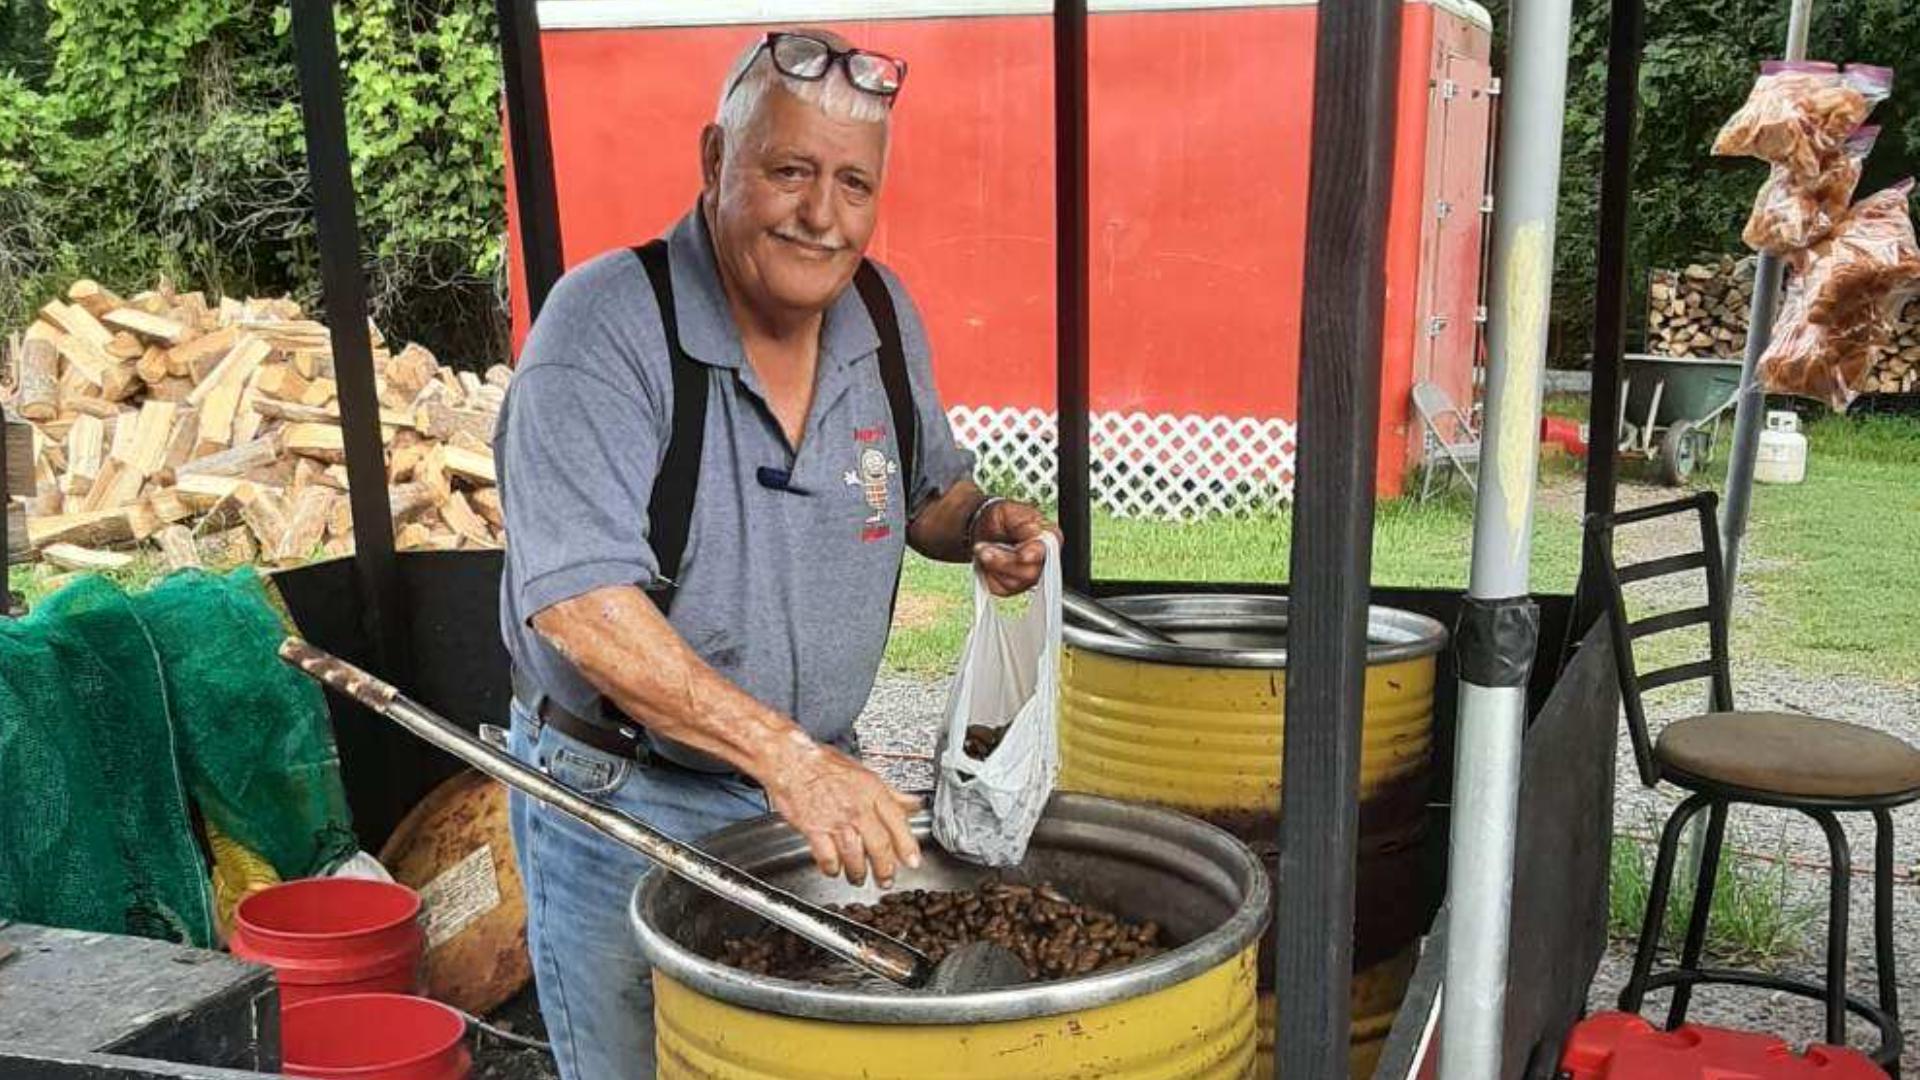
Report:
946,406,1298,520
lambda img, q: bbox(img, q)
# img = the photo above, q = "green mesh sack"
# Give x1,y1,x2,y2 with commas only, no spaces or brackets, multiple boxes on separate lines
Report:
134,568,357,881
0,576,215,946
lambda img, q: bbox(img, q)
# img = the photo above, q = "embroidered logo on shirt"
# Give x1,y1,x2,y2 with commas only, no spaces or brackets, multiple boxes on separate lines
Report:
845,430,899,542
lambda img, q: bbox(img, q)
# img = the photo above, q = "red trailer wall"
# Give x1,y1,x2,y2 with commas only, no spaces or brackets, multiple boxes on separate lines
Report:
507,2,1492,497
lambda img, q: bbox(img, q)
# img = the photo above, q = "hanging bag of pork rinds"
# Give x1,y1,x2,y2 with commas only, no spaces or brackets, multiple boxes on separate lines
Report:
1760,179,1920,409
1714,61,1885,179
1744,126,1878,255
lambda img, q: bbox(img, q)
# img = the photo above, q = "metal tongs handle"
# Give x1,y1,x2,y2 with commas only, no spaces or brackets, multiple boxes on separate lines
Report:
277,637,933,988
1061,589,1176,644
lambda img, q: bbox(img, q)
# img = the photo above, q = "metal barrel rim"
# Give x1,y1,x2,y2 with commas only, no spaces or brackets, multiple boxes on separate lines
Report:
1061,595,1448,668
630,792,1270,1025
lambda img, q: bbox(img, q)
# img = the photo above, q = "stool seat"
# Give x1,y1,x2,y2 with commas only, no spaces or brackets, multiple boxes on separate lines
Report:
1657,711,1920,800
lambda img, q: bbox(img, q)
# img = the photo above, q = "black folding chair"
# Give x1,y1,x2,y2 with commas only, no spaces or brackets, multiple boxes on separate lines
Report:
1588,491,1920,1073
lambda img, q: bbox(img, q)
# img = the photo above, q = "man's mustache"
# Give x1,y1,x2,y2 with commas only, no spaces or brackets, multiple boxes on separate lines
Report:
772,228,849,253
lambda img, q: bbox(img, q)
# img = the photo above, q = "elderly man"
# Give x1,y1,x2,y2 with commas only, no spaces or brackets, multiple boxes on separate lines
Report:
495,27,1056,1079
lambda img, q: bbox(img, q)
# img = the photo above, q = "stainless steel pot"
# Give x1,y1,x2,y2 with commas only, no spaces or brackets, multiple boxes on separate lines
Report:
630,792,1269,1025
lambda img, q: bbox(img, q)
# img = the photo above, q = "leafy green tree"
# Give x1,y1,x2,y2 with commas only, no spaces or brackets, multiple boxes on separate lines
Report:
2,0,504,363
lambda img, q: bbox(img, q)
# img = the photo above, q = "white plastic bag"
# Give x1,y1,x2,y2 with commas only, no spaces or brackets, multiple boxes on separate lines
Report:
931,533,1062,867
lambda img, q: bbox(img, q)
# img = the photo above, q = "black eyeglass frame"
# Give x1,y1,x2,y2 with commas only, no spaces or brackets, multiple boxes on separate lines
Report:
722,31,908,105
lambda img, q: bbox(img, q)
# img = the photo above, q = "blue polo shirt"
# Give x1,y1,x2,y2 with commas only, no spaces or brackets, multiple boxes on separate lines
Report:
495,209,975,769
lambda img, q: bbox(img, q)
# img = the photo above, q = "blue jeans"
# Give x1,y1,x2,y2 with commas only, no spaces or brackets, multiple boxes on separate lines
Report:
507,700,770,1080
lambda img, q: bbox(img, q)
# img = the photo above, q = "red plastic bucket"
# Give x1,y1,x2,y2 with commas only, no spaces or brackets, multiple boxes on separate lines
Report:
229,878,424,1007
282,994,470,1080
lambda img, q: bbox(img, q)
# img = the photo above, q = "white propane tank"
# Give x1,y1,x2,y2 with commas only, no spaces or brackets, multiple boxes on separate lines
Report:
1755,410,1808,484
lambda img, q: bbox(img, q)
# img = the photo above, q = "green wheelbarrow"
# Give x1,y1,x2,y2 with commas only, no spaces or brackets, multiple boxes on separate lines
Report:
1618,354,1744,486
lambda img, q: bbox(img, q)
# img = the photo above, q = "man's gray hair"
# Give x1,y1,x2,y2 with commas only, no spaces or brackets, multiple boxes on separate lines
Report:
714,32,891,144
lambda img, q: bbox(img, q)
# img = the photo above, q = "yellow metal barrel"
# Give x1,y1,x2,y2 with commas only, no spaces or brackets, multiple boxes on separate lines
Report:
1058,594,1447,1077
633,794,1270,1079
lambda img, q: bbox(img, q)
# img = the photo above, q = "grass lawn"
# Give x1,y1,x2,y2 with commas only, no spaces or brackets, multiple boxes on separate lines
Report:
884,480,1588,676
884,406,1917,682
1737,414,1920,684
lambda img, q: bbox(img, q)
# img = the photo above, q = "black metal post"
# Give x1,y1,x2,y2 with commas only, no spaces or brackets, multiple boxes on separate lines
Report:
496,0,566,323
290,0,407,675
1053,0,1092,591
1275,0,1402,1074
1582,0,1644,528
1573,0,1645,639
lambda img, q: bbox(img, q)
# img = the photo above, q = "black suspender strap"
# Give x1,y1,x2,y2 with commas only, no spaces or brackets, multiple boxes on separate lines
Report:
853,262,918,490
631,241,914,617
632,239,706,615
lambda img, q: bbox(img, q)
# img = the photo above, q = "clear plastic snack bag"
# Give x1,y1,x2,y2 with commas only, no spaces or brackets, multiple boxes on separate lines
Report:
1757,287,1884,410
1758,182,1918,411
1743,126,1878,254
1798,178,1920,328
1714,61,1883,178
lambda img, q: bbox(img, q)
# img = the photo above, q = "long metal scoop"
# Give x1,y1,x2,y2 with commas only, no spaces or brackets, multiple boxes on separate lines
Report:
279,637,1020,992
1061,588,1177,645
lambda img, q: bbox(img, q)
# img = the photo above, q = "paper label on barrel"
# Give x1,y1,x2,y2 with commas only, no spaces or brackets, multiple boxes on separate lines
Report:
420,845,501,949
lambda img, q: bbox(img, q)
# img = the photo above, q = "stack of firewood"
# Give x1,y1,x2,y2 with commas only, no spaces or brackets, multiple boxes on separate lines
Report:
1648,258,1920,393
1647,259,1754,359
3,278,508,575
1862,302,1920,393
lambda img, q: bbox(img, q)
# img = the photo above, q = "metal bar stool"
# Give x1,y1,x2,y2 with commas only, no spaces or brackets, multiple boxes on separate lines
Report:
1587,491,1920,1074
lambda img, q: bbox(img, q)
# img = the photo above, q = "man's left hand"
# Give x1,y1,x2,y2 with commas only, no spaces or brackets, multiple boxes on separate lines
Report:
971,499,1059,597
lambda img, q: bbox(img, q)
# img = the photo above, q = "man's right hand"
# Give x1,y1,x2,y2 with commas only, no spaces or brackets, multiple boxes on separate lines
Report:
760,739,923,889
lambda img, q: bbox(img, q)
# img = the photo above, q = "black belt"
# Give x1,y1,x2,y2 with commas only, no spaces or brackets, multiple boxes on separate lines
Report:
509,668,761,790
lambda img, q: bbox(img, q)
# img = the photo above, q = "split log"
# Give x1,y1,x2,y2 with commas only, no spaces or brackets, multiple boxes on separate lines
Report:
441,491,493,547
42,543,134,572
16,338,60,421
117,401,178,478
66,280,125,319
169,325,237,380
442,445,496,486
106,332,145,362
274,486,338,563
469,488,503,531
388,482,437,524
195,525,257,567
415,400,496,443
176,435,283,481
238,487,288,553
102,307,192,347
187,335,270,407
65,415,106,491
285,423,346,464
136,345,171,386
28,508,134,551
40,299,115,350
156,524,201,570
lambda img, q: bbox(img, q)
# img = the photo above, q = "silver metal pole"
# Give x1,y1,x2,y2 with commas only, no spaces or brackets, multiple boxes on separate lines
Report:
1719,0,1814,589
1440,0,1573,1070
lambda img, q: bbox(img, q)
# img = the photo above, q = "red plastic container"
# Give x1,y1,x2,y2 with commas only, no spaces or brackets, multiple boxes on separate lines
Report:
229,878,424,1007
281,993,470,1080
1541,415,1590,456
1560,1012,1885,1078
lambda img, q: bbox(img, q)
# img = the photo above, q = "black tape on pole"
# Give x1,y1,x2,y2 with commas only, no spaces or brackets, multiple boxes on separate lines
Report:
1456,596,1542,689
